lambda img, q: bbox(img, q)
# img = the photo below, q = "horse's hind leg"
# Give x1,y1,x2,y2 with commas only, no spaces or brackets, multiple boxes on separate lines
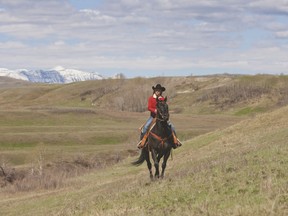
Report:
161,151,171,178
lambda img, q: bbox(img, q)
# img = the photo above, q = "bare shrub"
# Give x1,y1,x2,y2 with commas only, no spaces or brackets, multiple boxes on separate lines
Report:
277,87,288,106
0,165,25,188
1,150,137,192
120,81,151,112
171,107,183,114
90,80,124,105
197,82,272,109
0,165,8,187
114,97,125,111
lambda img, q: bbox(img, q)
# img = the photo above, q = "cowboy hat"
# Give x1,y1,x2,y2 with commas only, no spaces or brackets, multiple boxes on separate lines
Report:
152,84,166,92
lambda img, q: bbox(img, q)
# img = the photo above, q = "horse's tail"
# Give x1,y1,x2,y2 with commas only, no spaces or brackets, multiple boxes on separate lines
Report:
132,148,147,166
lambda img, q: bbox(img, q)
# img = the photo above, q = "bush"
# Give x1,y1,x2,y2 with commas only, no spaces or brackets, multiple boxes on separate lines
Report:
197,82,272,109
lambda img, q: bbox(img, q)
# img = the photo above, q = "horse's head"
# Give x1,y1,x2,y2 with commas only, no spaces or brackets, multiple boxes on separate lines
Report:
156,96,169,121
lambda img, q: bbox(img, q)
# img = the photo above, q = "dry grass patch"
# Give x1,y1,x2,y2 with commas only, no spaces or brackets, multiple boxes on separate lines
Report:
0,149,138,193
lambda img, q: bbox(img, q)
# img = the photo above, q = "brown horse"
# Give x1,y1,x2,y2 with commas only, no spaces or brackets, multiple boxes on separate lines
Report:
132,97,174,179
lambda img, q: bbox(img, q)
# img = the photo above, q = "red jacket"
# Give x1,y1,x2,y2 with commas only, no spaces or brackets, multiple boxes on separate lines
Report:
148,94,158,118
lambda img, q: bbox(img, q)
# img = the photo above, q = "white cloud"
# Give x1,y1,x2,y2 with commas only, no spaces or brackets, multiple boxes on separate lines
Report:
275,31,288,38
0,0,287,76
0,41,27,49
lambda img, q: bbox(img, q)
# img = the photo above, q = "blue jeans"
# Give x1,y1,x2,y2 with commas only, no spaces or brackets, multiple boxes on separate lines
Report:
141,116,154,136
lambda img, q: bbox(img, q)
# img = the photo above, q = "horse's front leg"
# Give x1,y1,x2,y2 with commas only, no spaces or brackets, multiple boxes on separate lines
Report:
145,150,153,179
157,153,164,178
151,149,159,178
161,150,171,178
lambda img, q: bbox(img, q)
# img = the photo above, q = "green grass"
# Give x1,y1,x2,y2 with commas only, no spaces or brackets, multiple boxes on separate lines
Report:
0,142,37,149
234,106,267,116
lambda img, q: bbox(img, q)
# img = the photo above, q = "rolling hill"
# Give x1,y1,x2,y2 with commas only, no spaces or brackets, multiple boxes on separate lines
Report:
0,97,287,215
1,74,288,114
0,74,287,215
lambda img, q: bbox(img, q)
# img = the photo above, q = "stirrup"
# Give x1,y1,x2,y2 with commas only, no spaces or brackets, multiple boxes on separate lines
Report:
172,143,178,149
137,140,144,149
172,139,182,149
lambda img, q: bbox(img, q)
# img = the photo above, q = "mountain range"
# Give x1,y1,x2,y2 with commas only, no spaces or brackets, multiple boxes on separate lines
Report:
0,66,105,84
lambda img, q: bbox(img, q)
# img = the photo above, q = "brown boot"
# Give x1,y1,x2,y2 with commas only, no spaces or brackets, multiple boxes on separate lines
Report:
137,133,147,149
177,138,182,147
171,131,182,148
172,138,182,149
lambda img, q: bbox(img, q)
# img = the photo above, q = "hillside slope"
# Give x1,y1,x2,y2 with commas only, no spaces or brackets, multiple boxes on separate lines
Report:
0,105,287,215
1,75,288,115
0,77,31,88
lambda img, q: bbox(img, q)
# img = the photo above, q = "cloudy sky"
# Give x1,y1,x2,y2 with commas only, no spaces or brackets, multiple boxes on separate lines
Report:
0,0,287,78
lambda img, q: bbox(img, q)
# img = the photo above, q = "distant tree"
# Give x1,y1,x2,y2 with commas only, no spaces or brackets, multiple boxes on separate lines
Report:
113,73,126,79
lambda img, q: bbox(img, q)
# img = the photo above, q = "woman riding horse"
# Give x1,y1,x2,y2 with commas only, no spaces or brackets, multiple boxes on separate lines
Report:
133,96,175,178
137,84,182,149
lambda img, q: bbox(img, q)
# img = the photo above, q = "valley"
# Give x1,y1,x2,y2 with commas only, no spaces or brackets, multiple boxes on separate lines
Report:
0,75,287,215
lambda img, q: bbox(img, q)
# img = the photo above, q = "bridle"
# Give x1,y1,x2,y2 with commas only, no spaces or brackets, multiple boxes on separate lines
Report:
156,100,169,122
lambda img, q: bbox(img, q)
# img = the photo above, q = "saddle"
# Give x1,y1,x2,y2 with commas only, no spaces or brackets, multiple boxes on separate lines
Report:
137,119,179,149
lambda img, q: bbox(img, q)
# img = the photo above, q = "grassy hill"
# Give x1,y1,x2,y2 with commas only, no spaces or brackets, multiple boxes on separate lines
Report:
0,75,287,215
0,101,287,215
1,74,288,113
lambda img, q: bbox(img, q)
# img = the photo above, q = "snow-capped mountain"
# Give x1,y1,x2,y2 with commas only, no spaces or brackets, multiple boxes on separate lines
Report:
0,66,104,84
0,68,29,81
